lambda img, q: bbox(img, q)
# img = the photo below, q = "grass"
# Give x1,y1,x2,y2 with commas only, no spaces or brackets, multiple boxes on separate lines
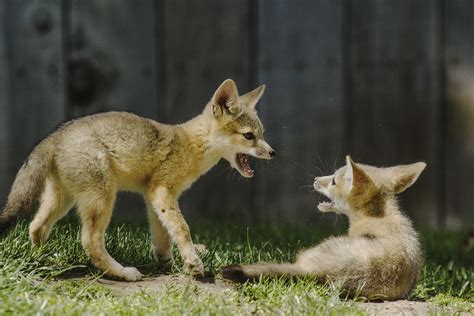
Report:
0,219,472,315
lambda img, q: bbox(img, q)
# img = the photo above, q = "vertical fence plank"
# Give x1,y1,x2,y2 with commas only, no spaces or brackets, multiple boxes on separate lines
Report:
3,0,66,199
160,0,251,220
0,2,10,204
67,0,158,218
444,0,474,228
67,0,157,119
348,0,440,226
256,0,345,223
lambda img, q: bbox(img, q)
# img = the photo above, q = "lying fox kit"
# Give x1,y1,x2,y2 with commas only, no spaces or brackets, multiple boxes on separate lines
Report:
222,156,425,301
0,79,274,281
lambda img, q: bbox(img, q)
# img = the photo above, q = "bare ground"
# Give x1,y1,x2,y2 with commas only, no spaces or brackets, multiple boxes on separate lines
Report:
356,300,468,315
79,275,472,315
97,275,234,295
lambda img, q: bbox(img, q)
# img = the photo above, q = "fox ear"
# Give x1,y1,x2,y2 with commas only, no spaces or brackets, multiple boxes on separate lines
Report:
389,162,426,194
346,155,374,194
240,84,265,109
211,79,240,118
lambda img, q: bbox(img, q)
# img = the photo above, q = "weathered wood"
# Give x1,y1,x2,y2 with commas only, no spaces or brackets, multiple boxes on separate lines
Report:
0,0,473,228
348,0,440,226
66,0,159,216
159,0,252,220
3,0,65,198
0,1,10,204
67,0,158,119
256,0,346,223
444,0,474,228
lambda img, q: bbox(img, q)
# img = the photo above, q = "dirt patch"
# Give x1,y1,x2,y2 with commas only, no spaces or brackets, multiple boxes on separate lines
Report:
97,275,234,295
85,276,467,315
357,300,465,315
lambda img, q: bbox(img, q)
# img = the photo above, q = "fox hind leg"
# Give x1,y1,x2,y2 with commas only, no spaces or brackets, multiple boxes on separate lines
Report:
77,192,143,281
29,178,73,245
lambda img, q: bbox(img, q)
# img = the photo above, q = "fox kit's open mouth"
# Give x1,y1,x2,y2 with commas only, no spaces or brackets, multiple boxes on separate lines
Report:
236,153,254,177
318,196,334,211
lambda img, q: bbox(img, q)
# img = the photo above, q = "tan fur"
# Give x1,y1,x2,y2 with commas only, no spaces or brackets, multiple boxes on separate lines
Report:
0,79,274,281
221,156,425,301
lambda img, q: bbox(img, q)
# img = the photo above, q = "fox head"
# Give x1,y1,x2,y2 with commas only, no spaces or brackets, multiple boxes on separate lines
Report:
313,156,426,217
207,79,275,178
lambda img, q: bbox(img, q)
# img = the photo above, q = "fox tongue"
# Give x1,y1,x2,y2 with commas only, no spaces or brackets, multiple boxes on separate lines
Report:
239,154,254,176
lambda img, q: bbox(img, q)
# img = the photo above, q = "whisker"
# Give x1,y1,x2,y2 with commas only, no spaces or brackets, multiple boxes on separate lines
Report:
320,210,326,220
333,144,341,172
314,165,325,176
316,154,326,174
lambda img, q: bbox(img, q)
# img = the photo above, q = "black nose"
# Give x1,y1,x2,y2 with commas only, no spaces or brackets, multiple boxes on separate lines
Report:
269,150,276,157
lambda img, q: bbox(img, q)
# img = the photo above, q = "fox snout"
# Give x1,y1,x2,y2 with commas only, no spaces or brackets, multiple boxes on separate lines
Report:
314,178,320,190
314,177,325,191
266,149,276,159
255,141,275,160
313,176,330,191
256,149,275,160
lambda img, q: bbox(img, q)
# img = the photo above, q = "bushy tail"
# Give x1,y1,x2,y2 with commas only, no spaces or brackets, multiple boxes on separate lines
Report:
221,262,303,283
0,140,53,235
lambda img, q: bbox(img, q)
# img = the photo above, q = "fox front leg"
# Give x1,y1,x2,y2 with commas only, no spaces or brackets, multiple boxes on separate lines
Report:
146,199,174,264
148,187,204,276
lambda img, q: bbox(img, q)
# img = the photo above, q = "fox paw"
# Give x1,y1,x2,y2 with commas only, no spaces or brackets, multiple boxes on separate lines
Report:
152,247,174,265
121,267,143,281
184,254,204,276
29,225,49,245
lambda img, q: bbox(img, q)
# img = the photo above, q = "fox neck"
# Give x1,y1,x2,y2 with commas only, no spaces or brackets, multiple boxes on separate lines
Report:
347,196,413,238
177,112,229,177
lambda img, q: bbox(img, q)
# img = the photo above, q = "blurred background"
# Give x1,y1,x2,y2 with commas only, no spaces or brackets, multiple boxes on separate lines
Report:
0,0,472,229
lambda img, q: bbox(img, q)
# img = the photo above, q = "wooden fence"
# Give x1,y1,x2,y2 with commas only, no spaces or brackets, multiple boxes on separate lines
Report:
0,0,473,228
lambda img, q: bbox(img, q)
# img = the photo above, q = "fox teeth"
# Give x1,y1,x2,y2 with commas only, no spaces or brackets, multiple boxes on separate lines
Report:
318,198,334,208
236,153,254,176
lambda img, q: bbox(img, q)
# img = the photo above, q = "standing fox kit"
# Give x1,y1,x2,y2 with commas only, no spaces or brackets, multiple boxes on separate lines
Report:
222,156,425,301
0,79,274,281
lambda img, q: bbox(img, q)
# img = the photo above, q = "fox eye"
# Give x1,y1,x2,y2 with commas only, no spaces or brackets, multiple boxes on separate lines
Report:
243,132,255,140
332,177,336,186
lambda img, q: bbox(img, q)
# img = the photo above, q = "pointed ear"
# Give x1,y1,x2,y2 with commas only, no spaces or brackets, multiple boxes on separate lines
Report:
346,155,374,193
389,162,426,194
211,79,240,118
240,84,265,109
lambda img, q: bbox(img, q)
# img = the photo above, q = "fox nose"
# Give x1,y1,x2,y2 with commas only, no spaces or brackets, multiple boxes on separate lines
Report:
314,178,320,190
269,150,276,158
